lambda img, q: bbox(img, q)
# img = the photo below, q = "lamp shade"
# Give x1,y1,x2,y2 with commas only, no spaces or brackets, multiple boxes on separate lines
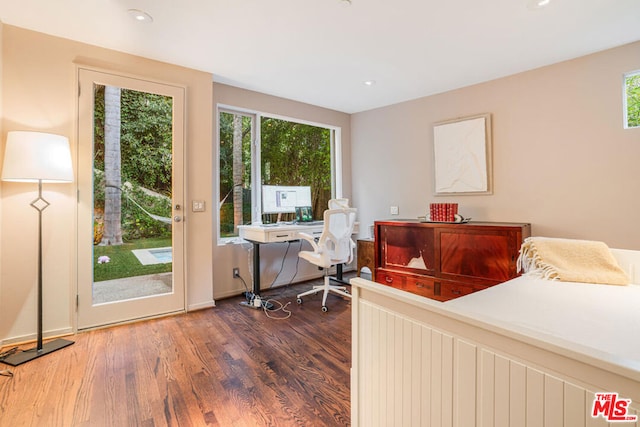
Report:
2,131,74,183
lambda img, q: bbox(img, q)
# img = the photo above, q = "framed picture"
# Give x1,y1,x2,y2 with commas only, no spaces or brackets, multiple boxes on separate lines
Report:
433,113,492,195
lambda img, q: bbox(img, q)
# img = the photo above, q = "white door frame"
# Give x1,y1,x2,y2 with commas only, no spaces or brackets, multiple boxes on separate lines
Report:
76,67,186,329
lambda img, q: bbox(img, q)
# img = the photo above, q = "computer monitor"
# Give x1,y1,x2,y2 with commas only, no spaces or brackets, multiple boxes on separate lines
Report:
262,185,312,215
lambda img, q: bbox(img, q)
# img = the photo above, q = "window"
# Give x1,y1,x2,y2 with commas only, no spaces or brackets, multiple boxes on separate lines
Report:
624,71,640,128
218,107,340,241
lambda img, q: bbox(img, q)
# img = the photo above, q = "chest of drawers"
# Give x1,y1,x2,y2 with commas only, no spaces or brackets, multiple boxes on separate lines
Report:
375,220,531,301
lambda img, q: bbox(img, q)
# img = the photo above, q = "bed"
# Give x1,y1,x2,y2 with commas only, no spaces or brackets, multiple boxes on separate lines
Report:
350,248,640,426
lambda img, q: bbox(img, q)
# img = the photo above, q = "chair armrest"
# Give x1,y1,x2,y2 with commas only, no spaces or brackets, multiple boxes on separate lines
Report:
346,238,356,264
297,232,320,252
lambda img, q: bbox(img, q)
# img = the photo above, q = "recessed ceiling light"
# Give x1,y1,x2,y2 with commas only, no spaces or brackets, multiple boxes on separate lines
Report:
127,9,154,23
340,0,352,6
527,0,550,10
364,80,376,86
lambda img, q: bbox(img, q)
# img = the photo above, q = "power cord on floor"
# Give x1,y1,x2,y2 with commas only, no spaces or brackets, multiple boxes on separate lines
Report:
0,346,18,378
261,298,292,320
234,269,292,319
0,346,19,360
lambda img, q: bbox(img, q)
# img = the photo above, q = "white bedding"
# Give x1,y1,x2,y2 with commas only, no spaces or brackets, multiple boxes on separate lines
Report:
445,275,640,368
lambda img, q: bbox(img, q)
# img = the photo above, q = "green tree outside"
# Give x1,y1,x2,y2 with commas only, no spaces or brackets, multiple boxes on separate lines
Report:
94,86,172,242
219,112,252,236
218,113,332,237
626,73,640,128
261,117,331,217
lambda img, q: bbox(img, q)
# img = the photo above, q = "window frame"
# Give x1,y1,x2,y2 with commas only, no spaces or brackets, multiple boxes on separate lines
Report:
623,70,640,129
216,104,343,244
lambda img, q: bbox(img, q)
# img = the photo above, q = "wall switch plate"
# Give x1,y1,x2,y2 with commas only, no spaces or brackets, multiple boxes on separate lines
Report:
192,200,205,212
390,206,399,215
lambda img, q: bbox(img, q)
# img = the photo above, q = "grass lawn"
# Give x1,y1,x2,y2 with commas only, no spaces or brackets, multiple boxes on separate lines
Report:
93,237,172,282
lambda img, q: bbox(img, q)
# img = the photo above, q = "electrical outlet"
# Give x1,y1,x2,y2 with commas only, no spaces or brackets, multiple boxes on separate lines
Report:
233,267,240,278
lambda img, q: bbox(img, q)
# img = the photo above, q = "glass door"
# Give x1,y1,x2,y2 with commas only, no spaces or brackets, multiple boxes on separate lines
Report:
76,68,186,329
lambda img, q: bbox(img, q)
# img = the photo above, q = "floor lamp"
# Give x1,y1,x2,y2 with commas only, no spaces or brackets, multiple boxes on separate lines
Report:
1,131,75,366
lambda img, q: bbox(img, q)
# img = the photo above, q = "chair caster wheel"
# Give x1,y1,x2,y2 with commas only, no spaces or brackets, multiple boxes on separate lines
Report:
296,298,303,305
321,306,328,312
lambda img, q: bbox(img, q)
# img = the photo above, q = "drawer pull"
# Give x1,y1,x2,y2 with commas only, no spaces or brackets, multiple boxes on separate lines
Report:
451,289,461,295
385,277,393,284
416,283,425,288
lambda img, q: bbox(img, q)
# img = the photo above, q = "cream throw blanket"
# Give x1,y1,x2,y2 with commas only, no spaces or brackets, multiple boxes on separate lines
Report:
517,237,629,285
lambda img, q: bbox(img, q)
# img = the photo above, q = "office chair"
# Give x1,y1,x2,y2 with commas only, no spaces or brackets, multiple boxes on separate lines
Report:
328,198,349,209
296,206,357,312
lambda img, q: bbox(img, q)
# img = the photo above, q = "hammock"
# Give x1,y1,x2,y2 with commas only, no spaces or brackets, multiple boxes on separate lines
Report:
125,193,172,224
106,184,171,224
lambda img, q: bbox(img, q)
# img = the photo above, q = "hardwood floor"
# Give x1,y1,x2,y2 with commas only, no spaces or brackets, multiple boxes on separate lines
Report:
0,277,353,426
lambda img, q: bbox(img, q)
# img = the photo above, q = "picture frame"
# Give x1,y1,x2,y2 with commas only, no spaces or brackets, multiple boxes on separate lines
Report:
433,113,492,195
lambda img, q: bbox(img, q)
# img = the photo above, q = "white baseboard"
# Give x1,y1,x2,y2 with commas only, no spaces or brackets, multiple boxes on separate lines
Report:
187,300,216,311
1,327,74,348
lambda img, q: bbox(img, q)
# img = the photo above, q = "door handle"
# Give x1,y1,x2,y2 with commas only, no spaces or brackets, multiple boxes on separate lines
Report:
174,216,182,222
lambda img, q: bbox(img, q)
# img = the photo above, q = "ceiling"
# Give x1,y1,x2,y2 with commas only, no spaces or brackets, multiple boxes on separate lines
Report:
1,0,639,113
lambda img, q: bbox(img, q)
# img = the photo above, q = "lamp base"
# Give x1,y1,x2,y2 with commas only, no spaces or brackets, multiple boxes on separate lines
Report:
0,338,74,366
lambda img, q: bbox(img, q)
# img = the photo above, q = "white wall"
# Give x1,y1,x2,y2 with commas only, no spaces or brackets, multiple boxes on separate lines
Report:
351,41,640,250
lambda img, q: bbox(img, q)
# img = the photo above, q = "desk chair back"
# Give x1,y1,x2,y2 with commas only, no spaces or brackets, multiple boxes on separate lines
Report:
319,207,357,267
328,198,350,209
